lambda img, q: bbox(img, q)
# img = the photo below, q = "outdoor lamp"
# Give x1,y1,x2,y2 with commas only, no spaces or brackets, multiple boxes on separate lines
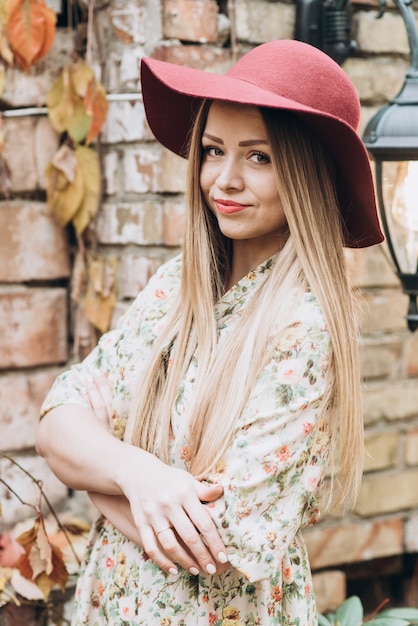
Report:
295,0,356,64
363,0,418,332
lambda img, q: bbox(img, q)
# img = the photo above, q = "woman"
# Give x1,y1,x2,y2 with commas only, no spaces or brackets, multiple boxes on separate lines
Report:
36,39,383,625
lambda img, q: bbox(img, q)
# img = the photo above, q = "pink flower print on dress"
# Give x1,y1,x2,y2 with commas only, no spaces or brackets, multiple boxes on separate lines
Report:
276,358,305,384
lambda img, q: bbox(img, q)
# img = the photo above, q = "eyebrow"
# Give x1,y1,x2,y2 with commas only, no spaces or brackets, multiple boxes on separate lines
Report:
202,132,269,147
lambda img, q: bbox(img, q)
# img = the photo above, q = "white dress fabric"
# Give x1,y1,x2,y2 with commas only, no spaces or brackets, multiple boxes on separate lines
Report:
41,253,332,626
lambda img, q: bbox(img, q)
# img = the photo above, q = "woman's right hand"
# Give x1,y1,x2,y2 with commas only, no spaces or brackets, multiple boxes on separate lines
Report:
84,371,228,576
118,452,228,576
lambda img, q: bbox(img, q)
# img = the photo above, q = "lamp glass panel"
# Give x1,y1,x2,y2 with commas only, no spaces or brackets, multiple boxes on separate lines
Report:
382,160,418,274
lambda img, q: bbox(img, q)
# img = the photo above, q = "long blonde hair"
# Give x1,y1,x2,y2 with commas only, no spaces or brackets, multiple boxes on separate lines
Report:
125,101,363,512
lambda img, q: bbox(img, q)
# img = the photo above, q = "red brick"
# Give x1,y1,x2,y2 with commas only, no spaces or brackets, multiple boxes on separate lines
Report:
304,518,403,569
162,0,218,43
0,288,68,369
0,201,70,282
0,369,60,451
151,43,233,73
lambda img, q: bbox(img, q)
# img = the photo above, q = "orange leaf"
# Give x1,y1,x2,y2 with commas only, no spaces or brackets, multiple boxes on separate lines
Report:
15,518,68,600
6,0,56,71
84,78,108,144
33,544,68,598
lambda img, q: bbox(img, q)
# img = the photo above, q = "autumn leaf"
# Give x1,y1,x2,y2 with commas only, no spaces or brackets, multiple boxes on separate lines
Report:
15,517,68,600
84,255,117,333
85,77,108,144
70,59,94,98
46,61,108,145
45,144,84,226
31,543,68,598
47,66,91,143
7,0,56,71
71,145,101,234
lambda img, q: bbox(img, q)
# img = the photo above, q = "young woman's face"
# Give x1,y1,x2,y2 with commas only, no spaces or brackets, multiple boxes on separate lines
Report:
200,101,288,259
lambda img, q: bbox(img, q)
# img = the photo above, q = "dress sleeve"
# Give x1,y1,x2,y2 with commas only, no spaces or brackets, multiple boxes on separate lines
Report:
205,301,332,583
39,255,182,426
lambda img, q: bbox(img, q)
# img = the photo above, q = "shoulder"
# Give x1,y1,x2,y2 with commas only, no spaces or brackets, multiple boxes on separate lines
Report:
280,291,329,348
270,292,331,377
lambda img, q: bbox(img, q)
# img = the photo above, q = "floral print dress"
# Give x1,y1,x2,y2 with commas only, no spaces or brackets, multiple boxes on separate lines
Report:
41,253,332,626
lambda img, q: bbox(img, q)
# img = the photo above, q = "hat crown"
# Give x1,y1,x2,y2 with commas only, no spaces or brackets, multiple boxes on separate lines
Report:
226,40,360,131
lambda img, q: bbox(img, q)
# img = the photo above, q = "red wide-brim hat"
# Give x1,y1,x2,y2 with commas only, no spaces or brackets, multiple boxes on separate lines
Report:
140,39,384,248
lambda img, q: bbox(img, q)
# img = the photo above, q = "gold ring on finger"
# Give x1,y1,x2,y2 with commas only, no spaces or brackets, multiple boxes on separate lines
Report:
155,525,173,536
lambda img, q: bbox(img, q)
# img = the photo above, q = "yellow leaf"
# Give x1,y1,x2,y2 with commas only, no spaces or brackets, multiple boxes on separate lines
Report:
84,255,117,333
70,59,94,98
0,0,9,24
46,66,91,143
45,146,84,226
71,145,101,234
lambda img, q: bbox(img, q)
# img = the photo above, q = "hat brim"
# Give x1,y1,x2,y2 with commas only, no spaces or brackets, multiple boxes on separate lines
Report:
141,57,384,249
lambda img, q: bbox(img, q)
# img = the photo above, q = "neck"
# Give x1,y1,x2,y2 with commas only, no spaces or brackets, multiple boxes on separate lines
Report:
227,235,288,289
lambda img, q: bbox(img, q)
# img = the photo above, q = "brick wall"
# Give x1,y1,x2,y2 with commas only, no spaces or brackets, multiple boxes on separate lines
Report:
1,0,418,614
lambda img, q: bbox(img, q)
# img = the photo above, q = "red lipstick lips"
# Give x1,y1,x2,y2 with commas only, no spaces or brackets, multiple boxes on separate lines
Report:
215,200,247,214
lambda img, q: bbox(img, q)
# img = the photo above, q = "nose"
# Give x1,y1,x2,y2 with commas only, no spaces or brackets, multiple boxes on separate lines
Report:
215,156,244,191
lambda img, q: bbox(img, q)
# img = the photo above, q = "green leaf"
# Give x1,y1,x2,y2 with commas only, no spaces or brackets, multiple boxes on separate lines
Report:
335,596,364,626
379,608,418,622
364,616,409,626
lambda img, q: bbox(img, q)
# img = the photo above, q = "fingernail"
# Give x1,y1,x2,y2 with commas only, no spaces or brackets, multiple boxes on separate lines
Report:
168,567,178,576
218,552,228,564
206,564,216,575
189,567,199,576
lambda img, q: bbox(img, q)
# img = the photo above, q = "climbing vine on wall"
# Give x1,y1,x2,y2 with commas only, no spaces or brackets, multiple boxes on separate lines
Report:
0,2,113,604
0,0,117,344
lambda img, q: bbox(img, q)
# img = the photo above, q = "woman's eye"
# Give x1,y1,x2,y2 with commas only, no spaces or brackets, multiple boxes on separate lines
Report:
250,151,270,164
203,146,224,157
